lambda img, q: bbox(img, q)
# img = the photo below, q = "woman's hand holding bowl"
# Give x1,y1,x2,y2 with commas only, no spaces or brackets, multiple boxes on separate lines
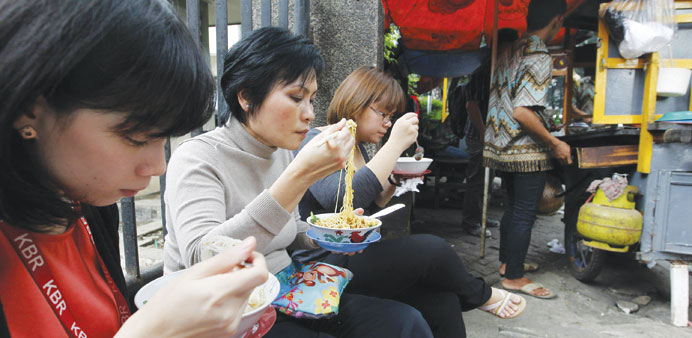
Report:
116,237,268,338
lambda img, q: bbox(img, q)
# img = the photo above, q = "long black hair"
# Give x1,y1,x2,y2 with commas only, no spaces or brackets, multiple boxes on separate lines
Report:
220,27,324,125
0,0,215,231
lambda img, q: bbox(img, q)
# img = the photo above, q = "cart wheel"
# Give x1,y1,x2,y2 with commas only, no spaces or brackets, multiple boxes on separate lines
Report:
565,225,607,282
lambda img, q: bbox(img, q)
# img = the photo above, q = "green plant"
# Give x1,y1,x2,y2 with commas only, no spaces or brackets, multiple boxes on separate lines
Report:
384,24,419,96
384,25,400,64
419,96,443,120
407,73,420,96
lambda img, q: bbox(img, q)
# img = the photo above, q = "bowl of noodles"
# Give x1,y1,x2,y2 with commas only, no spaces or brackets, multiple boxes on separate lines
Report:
233,272,280,338
306,119,381,245
135,235,281,338
134,270,279,338
306,228,381,253
306,212,381,244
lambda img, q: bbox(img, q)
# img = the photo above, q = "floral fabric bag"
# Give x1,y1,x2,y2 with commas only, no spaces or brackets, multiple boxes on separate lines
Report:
271,261,353,319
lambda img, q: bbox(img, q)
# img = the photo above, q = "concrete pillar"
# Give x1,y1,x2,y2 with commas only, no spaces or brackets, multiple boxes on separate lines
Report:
670,262,689,327
247,0,383,127
309,0,384,126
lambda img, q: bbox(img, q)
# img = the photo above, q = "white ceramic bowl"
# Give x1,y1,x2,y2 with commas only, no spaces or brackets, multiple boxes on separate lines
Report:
393,157,433,174
233,273,280,338
306,229,381,253
134,270,280,338
306,212,381,244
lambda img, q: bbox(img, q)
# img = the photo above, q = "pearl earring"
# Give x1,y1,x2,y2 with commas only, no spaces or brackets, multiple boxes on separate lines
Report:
19,125,37,139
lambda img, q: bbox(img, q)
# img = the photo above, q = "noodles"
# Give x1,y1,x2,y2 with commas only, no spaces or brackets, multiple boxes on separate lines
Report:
245,287,267,314
200,235,269,314
314,120,379,230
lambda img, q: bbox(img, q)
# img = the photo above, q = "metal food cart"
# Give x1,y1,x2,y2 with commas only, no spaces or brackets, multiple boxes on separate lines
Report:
560,1,692,326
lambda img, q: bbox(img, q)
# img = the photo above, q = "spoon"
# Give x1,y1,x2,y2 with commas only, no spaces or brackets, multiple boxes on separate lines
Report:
369,203,406,218
414,141,424,161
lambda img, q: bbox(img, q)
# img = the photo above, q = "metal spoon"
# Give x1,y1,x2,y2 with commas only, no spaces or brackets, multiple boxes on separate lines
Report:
414,141,424,161
369,204,406,218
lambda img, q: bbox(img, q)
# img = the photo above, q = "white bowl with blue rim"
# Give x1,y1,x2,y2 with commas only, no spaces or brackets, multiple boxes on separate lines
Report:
306,212,381,243
306,229,381,253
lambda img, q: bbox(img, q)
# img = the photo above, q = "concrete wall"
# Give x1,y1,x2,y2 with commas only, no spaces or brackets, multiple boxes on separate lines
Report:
309,0,383,126
248,0,384,126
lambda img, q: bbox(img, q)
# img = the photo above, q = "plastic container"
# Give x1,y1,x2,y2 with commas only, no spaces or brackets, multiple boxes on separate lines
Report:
657,67,692,97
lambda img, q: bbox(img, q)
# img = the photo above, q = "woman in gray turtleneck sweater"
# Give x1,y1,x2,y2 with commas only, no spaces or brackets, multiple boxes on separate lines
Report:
163,27,435,338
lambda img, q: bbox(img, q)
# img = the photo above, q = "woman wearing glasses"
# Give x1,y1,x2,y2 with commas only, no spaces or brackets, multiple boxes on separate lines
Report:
295,66,528,338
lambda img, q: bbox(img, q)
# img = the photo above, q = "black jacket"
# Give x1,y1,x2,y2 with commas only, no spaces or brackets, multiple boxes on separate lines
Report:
0,204,127,336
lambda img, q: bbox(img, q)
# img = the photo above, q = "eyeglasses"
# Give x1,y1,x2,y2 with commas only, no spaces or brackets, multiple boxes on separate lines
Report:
370,107,394,124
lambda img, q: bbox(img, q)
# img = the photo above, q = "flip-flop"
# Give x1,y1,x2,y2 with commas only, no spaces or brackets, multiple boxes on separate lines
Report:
505,282,556,299
479,289,526,319
524,262,540,273
499,262,540,277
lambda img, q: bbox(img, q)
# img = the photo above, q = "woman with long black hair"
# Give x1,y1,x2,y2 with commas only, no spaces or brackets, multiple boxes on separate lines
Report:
0,1,267,336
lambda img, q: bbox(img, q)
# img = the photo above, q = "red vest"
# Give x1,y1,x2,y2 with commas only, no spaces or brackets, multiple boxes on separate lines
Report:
0,221,121,337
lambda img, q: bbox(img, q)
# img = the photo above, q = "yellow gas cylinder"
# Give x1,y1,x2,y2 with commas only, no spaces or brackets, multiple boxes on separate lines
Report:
576,185,643,252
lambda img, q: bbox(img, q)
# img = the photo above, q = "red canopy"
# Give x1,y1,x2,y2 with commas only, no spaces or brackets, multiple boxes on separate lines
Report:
383,0,585,51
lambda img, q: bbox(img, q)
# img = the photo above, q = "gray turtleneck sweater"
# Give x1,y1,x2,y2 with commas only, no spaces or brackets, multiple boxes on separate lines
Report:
163,117,315,274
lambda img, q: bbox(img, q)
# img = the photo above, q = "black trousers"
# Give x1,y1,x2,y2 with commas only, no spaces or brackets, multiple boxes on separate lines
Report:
266,292,432,338
267,234,491,338
498,171,547,279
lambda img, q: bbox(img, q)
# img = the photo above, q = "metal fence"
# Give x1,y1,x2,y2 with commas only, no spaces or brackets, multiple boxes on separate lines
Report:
120,0,311,297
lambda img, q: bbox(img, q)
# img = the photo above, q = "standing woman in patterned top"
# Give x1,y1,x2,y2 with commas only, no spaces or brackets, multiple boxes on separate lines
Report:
483,0,572,299
0,0,268,336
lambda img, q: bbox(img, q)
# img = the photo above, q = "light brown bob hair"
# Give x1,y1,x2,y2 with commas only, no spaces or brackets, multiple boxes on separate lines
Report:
327,66,406,124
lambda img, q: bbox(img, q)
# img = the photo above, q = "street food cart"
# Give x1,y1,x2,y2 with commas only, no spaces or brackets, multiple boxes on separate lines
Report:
559,1,692,326
387,0,692,326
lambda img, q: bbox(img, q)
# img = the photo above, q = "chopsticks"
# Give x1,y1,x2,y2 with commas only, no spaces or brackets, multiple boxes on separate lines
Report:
316,132,338,147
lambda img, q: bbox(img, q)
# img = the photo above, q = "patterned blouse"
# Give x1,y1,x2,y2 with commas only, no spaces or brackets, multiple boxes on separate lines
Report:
483,35,554,173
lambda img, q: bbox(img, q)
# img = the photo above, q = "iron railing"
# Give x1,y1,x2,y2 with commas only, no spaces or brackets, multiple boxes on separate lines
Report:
121,0,310,300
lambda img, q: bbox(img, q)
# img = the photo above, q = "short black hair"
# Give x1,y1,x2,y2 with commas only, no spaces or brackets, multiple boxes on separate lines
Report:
0,0,214,231
527,0,567,31
497,28,519,44
220,27,324,125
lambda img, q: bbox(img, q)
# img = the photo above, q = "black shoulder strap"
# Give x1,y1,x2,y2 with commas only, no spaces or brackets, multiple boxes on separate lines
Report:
0,204,127,337
1,299,10,337
81,204,131,310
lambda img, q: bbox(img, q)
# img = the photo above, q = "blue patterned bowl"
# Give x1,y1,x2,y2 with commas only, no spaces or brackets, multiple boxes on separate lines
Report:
306,213,382,244
306,229,381,253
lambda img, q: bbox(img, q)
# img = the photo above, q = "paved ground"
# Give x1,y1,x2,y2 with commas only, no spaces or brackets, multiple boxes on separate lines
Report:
410,191,692,338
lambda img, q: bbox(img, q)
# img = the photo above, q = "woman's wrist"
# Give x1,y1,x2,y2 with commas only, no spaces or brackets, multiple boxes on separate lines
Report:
388,175,400,186
115,311,161,338
381,140,407,157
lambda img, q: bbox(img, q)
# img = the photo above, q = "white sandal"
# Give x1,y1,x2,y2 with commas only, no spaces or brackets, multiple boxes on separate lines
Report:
479,289,526,319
